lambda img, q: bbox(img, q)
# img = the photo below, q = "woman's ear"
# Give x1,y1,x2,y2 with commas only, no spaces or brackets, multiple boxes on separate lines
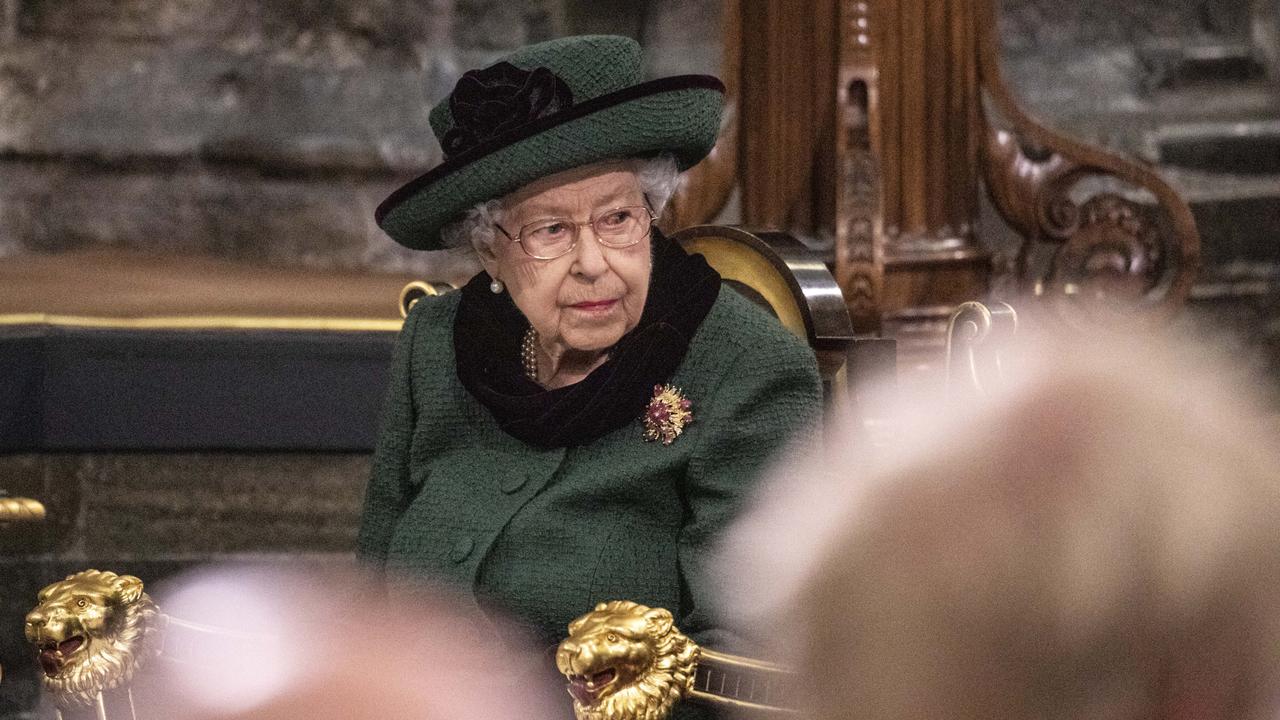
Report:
476,241,501,281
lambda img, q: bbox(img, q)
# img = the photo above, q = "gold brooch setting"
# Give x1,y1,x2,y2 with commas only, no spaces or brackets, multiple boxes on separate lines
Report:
643,384,693,445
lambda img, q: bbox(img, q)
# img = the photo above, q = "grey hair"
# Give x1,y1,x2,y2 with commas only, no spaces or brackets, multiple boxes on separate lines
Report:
438,154,682,258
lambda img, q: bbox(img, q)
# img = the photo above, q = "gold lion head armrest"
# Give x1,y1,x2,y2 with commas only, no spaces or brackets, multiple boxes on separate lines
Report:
24,569,264,720
25,570,164,718
557,600,800,720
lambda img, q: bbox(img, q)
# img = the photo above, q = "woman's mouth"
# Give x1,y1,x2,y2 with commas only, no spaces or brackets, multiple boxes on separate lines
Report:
569,299,618,312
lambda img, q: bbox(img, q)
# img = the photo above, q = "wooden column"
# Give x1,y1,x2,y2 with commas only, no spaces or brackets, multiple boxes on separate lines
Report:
835,0,990,347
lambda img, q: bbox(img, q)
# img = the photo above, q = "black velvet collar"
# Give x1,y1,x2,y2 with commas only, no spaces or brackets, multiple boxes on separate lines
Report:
454,230,721,448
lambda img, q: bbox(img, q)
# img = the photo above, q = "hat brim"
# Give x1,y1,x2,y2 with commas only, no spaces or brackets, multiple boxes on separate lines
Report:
376,75,725,251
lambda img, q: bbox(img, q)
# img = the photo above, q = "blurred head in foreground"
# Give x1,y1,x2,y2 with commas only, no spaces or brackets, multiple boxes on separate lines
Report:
723,322,1280,720
139,564,561,720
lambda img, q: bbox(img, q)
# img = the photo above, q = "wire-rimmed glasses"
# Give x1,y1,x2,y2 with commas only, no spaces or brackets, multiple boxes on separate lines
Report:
495,204,657,260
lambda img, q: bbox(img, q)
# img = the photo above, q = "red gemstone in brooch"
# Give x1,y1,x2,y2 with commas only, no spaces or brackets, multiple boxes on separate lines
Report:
643,384,693,446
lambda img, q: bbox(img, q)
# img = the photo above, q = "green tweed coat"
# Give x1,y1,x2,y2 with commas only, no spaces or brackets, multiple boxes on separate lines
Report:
356,286,822,654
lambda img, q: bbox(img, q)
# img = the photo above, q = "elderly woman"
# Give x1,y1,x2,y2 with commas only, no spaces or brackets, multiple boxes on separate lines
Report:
356,35,821,669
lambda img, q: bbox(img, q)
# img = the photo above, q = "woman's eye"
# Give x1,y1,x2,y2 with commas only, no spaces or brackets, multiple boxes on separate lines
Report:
601,211,630,227
76,598,87,607
606,633,619,643
531,223,568,240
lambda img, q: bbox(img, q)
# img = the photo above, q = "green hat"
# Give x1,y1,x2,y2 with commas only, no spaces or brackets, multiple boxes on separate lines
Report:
375,35,726,250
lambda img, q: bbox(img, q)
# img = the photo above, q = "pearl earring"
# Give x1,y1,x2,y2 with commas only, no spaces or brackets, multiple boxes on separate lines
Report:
489,278,504,294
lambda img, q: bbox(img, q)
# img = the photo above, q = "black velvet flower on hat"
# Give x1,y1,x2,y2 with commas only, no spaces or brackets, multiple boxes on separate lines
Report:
441,62,574,158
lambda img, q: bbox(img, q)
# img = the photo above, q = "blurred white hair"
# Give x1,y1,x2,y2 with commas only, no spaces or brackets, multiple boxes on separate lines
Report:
438,154,681,257
721,317,1280,720
145,563,562,720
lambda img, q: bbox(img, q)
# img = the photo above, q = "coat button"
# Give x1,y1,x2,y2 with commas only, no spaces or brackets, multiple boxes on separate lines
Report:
501,474,530,494
449,537,474,563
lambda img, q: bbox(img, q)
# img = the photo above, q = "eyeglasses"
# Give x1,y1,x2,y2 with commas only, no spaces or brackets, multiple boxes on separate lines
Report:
495,203,657,260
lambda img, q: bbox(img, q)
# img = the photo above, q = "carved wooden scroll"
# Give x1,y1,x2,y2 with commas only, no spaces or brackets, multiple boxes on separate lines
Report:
975,0,1201,318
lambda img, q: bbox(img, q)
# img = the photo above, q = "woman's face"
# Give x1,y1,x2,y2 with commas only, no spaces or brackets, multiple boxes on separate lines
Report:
480,163,652,356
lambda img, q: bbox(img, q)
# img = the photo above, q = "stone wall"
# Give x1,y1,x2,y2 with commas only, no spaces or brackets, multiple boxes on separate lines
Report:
998,0,1274,135
2,0,452,272
0,0,720,279
1001,0,1251,50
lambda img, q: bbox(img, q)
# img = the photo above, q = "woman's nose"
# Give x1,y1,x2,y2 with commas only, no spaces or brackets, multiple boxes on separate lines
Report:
570,225,609,277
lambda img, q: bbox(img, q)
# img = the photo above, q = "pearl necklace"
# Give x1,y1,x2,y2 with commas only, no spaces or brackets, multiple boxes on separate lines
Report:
521,327,539,383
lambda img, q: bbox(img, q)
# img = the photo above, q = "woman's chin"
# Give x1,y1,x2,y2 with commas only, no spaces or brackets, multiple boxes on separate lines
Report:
560,326,627,354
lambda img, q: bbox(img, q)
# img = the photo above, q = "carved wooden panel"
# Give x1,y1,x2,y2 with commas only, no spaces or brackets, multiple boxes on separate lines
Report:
838,0,992,368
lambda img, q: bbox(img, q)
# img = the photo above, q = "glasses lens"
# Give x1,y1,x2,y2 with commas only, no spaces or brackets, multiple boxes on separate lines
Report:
516,207,651,258
520,219,576,258
593,207,649,247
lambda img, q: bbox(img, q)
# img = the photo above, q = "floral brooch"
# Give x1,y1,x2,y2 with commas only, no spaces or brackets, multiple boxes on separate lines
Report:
643,384,693,446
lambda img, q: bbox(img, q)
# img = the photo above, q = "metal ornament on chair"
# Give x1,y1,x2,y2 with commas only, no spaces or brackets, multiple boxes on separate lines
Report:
557,600,799,720
24,570,164,718
24,568,272,720
557,601,697,720
944,301,1018,398
0,493,46,523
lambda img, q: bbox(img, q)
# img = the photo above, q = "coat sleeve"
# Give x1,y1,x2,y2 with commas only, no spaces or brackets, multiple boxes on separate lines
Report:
678,334,823,650
355,304,425,568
